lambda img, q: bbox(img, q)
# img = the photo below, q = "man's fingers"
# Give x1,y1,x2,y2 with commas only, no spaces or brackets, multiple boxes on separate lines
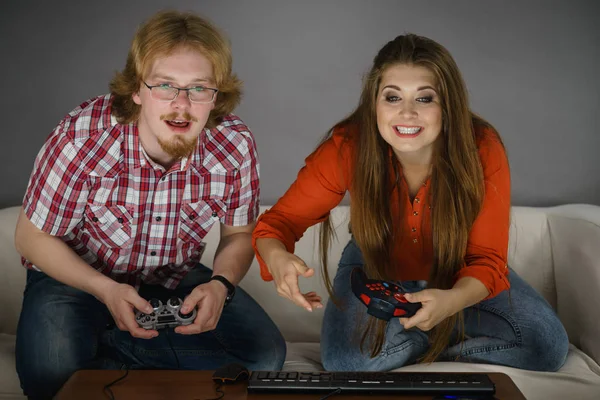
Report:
181,291,202,314
126,292,153,315
119,307,157,339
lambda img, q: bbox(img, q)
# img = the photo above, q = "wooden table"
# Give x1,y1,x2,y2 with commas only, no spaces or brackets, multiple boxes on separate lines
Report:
55,370,526,400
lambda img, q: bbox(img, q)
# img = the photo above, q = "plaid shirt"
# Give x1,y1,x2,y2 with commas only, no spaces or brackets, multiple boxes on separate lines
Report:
22,94,260,289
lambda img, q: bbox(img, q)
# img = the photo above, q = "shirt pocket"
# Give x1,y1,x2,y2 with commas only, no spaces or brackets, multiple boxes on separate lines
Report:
177,199,227,263
84,204,133,250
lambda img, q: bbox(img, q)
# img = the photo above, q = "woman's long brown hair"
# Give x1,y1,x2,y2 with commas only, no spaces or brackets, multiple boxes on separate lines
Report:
319,34,501,363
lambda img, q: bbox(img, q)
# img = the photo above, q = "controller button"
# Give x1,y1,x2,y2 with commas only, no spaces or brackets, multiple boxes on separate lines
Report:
394,293,407,303
385,290,391,296
394,308,407,317
383,282,389,288
359,294,371,306
168,297,181,307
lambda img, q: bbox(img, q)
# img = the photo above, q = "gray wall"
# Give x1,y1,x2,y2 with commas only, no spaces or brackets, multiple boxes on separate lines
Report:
1,0,599,209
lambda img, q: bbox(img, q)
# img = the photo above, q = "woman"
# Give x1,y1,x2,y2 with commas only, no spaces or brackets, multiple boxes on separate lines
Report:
252,34,568,372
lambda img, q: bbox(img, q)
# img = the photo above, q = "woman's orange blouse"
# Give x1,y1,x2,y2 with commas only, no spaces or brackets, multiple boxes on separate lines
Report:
252,125,511,299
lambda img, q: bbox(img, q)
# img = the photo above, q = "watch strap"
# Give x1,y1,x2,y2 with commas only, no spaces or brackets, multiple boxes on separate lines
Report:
210,275,236,306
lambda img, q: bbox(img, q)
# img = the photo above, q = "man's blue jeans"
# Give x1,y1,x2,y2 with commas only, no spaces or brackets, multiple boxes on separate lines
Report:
16,265,286,399
321,239,569,372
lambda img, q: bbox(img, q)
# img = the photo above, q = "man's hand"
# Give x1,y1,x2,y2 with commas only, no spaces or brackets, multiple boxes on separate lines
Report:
174,280,229,335
399,289,459,331
100,282,158,339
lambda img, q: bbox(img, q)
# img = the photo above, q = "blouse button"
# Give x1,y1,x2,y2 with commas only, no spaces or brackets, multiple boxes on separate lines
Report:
411,227,417,232
415,198,420,203
413,211,419,216
413,238,418,243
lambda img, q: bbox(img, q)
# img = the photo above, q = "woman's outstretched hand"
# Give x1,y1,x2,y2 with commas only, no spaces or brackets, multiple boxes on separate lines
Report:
266,247,323,312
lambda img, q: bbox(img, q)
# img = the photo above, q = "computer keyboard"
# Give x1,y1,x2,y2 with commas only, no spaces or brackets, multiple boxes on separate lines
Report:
247,370,496,395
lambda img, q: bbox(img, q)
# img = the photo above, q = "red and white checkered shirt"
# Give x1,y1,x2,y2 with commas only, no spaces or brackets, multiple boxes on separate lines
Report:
22,94,260,289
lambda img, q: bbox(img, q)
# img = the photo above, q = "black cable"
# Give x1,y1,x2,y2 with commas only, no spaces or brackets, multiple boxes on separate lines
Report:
103,368,129,400
319,387,342,400
165,328,181,368
197,382,225,400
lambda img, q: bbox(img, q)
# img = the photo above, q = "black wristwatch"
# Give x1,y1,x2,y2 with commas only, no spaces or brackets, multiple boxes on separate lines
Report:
210,275,236,306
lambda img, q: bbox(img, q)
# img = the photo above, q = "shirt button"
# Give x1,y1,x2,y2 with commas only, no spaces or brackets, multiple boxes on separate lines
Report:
212,212,218,218
413,238,418,243
155,216,162,222
160,176,165,181
92,216,98,222
117,217,124,223
150,251,156,256
189,213,196,220
413,211,418,216
411,227,417,232
415,198,420,203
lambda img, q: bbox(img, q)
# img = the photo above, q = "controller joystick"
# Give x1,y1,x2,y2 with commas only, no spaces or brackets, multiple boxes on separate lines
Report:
178,309,194,319
150,298,162,311
350,267,422,321
167,296,181,308
135,297,197,330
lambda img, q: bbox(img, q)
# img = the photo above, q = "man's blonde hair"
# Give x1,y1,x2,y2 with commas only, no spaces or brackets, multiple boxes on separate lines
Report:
109,10,242,128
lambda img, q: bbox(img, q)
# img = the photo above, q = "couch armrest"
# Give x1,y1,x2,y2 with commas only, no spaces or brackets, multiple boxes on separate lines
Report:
547,204,600,366
0,206,26,335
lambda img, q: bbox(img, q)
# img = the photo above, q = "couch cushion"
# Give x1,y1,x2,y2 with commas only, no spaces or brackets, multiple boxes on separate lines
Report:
0,334,25,399
0,207,25,335
507,207,556,308
547,205,600,366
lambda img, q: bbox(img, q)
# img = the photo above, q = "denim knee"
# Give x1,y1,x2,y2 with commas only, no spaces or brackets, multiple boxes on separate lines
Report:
521,318,569,372
16,271,107,398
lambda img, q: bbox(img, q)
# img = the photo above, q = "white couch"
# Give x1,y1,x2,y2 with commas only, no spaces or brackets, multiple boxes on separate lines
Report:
1,204,600,399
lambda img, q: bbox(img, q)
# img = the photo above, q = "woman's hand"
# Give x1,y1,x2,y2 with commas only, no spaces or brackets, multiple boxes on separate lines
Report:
399,277,489,331
266,247,323,312
398,289,460,331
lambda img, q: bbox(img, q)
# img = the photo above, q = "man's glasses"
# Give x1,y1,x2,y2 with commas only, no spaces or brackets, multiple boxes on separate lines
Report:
143,82,218,104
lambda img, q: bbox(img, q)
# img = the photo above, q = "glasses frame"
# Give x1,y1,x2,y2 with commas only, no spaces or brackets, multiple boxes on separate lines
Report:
142,81,219,104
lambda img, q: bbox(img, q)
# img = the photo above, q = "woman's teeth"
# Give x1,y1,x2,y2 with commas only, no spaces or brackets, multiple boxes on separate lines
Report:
395,126,421,134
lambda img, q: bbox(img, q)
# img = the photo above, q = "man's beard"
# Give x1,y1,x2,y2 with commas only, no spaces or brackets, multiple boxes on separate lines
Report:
158,135,197,159
158,111,199,159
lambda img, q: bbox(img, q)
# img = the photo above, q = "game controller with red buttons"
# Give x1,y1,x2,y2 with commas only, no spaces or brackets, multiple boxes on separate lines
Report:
350,267,422,321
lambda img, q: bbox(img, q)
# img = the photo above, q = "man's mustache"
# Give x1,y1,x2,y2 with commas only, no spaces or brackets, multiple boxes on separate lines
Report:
160,112,199,122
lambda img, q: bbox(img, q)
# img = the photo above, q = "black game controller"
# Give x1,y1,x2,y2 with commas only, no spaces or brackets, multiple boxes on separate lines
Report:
350,267,422,321
135,297,197,330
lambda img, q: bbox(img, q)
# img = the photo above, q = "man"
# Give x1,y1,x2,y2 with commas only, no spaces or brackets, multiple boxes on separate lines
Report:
14,10,285,399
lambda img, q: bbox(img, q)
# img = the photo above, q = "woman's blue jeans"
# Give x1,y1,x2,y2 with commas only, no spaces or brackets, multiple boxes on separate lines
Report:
321,240,569,372
16,265,286,399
